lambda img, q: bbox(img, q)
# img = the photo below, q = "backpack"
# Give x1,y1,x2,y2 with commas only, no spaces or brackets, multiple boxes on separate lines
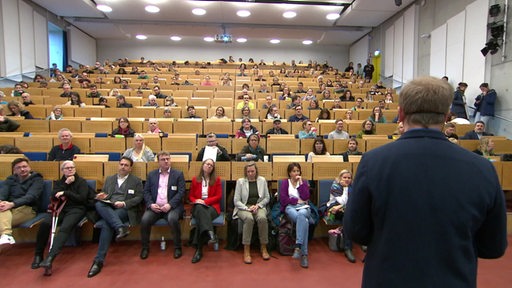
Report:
278,216,295,256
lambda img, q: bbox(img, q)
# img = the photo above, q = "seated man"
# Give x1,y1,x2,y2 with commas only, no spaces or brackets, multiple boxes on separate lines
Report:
341,138,363,162
196,133,231,162
461,121,493,140
116,95,133,108
0,158,44,245
87,157,143,278
21,93,35,106
59,83,72,98
328,119,350,140
444,122,459,143
143,95,159,107
86,84,102,98
140,151,185,260
287,105,309,122
185,105,201,119
266,119,289,135
47,128,81,161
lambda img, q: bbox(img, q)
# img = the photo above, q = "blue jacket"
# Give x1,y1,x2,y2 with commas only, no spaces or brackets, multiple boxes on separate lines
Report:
344,128,507,287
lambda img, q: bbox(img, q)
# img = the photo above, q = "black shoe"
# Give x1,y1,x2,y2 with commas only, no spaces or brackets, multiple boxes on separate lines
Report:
174,248,182,259
87,261,103,278
40,256,55,276
207,231,217,244
31,255,43,269
115,227,130,240
344,249,356,263
140,248,149,260
191,249,202,263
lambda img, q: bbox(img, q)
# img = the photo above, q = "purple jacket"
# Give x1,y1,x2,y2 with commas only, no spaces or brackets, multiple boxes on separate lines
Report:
279,179,310,212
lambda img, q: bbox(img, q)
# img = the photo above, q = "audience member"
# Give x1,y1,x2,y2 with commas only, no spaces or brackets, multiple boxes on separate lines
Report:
306,137,330,161
266,119,289,135
7,100,34,119
236,134,265,162
122,134,155,162
140,151,185,260
341,138,363,162
0,158,43,246
47,128,81,161
189,159,222,263
233,162,271,263
34,160,92,276
87,157,143,277
297,120,317,139
357,120,376,138
328,119,350,139
279,162,312,268
461,121,493,140
196,133,231,162
112,117,135,137
0,105,20,132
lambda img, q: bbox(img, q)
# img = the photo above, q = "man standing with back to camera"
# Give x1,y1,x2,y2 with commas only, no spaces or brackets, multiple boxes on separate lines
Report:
343,77,507,287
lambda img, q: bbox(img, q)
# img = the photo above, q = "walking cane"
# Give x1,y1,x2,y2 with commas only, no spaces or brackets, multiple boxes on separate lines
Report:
48,196,66,251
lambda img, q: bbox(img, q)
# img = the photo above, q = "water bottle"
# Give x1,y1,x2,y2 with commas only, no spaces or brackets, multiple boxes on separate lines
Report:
160,236,166,251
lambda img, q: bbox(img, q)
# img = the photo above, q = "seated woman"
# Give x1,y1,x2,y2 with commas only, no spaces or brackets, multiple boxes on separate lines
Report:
46,106,63,120
341,137,363,162
235,118,260,139
368,106,386,123
344,110,354,120
306,137,330,162
7,100,34,119
112,117,135,137
357,120,376,138
122,134,155,162
307,99,321,111
200,75,215,86
473,137,497,157
189,159,222,264
210,106,228,119
326,170,359,263
164,96,177,107
64,92,86,107
340,90,355,102
279,162,312,268
239,106,252,119
266,106,281,120
33,161,91,276
233,162,271,264
315,108,331,122
297,120,317,139
236,134,265,162
321,89,333,101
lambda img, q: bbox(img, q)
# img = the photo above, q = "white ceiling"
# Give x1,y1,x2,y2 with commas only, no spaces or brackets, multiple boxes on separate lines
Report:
30,0,415,47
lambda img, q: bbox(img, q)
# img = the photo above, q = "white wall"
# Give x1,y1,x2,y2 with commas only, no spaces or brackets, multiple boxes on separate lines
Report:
97,39,348,70
349,36,369,68
68,26,96,66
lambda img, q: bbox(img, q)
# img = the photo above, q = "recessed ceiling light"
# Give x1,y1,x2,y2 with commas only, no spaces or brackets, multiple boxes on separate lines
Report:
302,40,313,45
326,13,340,20
192,8,206,16
170,36,182,41
145,5,160,13
136,35,147,40
204,36,215,42
96,4,112,13
236,38,247,43
283,11,297,19
237,10,251,17
270,39,280,44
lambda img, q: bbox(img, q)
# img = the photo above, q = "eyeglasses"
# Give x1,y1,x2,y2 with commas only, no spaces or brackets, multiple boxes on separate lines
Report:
64,166,75,170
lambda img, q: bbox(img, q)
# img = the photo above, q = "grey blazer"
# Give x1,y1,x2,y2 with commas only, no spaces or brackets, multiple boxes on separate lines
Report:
233,176,270,219
102,173,144,225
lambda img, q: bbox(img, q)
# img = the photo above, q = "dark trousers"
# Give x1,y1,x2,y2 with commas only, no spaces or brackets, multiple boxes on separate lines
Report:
191,205,218,247
35,207,86,257
140,207,183,249
94,201,129,262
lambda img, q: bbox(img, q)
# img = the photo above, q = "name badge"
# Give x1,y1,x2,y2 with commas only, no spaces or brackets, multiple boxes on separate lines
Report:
171,186,177,190
128,189,135,194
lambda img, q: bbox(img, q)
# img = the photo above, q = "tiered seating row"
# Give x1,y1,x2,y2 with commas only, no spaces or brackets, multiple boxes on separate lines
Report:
0,160,510,190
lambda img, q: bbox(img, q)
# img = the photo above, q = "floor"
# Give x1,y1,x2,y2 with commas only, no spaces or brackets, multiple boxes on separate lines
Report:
1,236,511,288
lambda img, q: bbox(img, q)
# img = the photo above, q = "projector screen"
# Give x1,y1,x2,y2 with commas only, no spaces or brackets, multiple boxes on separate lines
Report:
68,26,96,65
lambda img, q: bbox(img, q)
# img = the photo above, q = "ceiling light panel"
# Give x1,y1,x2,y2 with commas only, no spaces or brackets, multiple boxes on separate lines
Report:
96,4,112,13
192,8,206,16
145,5,160,13
237,10,251,17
